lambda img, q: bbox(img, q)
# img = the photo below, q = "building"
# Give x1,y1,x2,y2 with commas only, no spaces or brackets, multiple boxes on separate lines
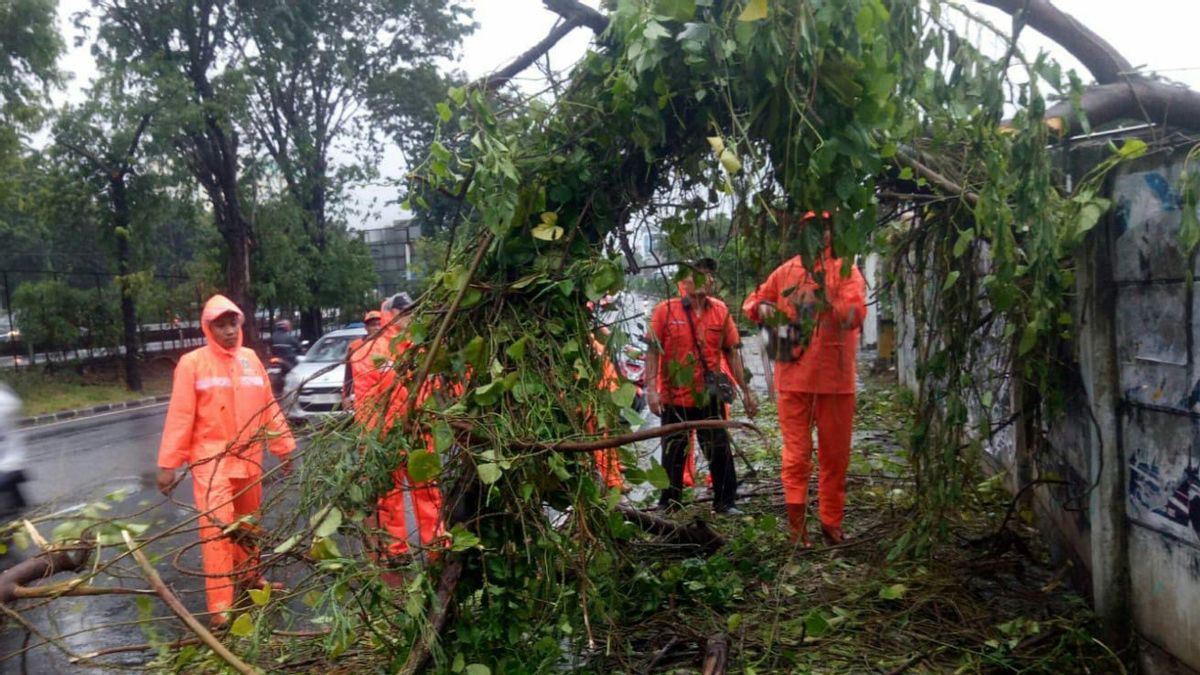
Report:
358,221,422,296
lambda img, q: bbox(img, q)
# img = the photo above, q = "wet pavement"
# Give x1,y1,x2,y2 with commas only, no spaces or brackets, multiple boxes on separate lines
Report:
0,407,297,673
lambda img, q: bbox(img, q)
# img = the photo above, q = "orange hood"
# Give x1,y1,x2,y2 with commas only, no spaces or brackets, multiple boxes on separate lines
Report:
200,294,244,355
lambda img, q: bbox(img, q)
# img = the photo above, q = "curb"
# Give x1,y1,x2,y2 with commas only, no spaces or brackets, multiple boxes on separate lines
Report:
18,394,171,429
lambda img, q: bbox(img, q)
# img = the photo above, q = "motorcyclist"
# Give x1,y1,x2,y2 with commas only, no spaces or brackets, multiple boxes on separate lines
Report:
270,319,302,367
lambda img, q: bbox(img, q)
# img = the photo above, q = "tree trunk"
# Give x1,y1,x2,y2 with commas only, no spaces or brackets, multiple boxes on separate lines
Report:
300,307,322,342
110,176,143,392
223,219,258,349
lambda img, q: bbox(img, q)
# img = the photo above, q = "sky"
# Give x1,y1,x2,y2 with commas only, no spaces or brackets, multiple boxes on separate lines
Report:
46,0,1200,229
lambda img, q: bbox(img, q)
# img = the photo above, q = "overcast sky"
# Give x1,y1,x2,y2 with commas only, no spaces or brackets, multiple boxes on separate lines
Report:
48,0,1200,228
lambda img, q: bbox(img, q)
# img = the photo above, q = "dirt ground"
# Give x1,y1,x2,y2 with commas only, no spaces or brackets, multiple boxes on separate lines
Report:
594,369,1130,674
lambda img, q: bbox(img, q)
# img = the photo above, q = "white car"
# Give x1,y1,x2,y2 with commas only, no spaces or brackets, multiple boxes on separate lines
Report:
282,327,367,422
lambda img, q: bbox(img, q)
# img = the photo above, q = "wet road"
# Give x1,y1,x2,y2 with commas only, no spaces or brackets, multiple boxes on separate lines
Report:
20,405,169,509
0,407,299,673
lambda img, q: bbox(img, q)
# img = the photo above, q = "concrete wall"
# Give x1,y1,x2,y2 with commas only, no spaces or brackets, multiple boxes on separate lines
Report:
1110,156,1200,670
894,146,1200,672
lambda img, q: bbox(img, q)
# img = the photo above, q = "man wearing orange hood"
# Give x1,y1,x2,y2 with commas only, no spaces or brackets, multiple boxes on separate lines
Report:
743,214,866,547
354,293,444,557
157,295,296,626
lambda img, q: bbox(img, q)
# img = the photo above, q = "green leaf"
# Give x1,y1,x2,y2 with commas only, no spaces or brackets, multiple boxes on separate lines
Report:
532,222,564,241
230,613,255,637
952,228,974,258
803,610,831,637
610,382,637,408
452,653,466,673
646,460,670,489
433,421,454,453
477,462,503,485
465,665,491,675
506,336,529,360
1077,202,1104,237
248,585,271,606
620,407,645,428
449,525,481,551
655,0,696,21
313,506,342,538
1117,138,1147,160
941,271,960,291
408,451,443,483
448,87,466,107
1018,322,1039,356
274,534,301,554
738,0,768,22
437,102,452,123
643,21,670,40
879,583,907,600
727,613,743,632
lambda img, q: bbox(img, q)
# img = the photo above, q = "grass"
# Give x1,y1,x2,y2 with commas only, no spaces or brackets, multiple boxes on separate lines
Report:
0,358,173,417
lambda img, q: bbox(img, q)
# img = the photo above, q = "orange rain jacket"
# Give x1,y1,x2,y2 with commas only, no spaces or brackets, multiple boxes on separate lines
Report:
157,295,295,613
158,295,295,477
742,252,866,394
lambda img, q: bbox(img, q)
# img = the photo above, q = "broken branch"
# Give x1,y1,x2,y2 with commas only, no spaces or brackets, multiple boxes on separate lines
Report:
122,530,256,675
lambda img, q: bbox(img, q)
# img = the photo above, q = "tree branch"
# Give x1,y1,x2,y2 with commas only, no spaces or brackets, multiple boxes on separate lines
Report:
977,0,1132,84
542,0,609,34
1044,78,1200,134
122,531,256,675
481,19,584,91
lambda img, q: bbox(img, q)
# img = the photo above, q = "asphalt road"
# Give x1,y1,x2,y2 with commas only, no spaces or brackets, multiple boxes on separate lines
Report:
0,407,303,673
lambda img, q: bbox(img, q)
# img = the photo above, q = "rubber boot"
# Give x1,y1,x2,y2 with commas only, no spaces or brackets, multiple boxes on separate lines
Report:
786,503,811,549
821,523,844,545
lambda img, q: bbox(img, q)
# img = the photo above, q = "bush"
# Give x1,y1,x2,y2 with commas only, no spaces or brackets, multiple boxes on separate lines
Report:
12,279,120,357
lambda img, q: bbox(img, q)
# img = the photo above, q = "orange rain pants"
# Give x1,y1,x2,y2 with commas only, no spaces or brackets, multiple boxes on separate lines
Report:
193,469,263,613
776,391,855,529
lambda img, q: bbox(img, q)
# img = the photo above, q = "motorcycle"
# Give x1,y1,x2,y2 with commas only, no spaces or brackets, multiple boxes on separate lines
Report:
268,341,307,398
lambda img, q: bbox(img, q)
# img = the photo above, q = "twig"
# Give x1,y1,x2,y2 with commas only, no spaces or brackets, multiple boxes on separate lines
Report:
121,530,256,675
643,636,681,673
69,638,203,662
399,557,465,675
499,419,761,452
405,232,495,419
12,582,156,599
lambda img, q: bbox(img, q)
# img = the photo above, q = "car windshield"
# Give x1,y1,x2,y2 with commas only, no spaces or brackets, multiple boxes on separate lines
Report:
305,335,358,363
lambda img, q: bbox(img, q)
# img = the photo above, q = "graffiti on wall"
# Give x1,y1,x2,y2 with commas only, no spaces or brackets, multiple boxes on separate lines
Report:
1115,164,1200,546
1129,454,1200,542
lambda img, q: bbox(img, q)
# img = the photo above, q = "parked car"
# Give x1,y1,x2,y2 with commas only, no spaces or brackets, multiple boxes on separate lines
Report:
281,327,367,422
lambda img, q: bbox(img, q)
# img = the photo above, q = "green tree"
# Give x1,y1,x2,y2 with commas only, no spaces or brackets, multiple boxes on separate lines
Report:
235,0,472,339
53,81,156,390
93,0,263,344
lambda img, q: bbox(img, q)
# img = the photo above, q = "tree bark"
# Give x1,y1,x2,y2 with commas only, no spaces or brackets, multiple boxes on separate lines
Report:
109,175,143,392
0,548,91,605
977,0,1132,85
1044,78,1200,134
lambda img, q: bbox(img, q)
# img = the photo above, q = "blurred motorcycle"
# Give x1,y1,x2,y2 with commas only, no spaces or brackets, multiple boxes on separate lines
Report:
0,385,28,522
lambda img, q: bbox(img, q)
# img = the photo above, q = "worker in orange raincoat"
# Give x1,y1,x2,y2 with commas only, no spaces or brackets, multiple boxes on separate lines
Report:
647,258,758,513
343,310,382,421
354,293,444,557
743,213,866,546
157,295,296,626
590,337,627,491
